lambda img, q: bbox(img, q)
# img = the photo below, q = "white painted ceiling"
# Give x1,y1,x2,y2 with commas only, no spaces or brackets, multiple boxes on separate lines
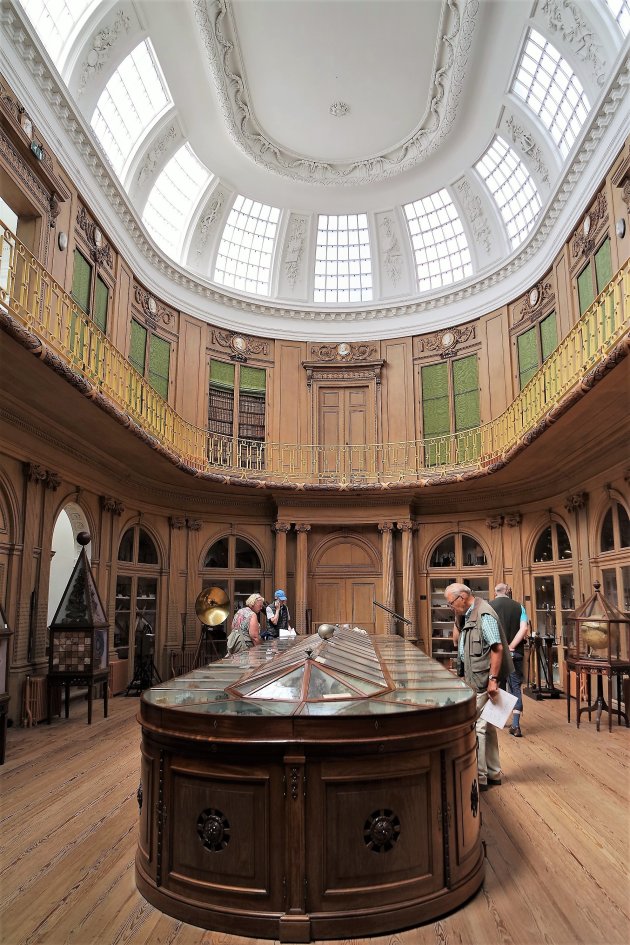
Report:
3,0,630,339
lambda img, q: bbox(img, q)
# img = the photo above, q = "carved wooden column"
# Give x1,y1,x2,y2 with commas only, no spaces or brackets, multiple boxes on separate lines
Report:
18,463,47,670
397,521,417,643
273,521,291,595
378,522,395,634
295,524,311,635
101,496,125,657
485,515,504,588
280,751,308,941
505,512,524,602
36,470,61,663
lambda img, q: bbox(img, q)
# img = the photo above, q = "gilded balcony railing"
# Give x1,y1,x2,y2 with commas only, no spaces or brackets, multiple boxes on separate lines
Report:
1,221,628,485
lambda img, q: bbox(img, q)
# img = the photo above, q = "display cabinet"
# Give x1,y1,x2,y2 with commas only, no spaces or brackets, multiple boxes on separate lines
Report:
429,576,489,664
0,602,13,764
137,628,484,942
114,576,157,660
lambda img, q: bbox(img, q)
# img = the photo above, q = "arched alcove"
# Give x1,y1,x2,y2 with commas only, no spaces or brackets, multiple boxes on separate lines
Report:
48,501,91,625
310,535,381,634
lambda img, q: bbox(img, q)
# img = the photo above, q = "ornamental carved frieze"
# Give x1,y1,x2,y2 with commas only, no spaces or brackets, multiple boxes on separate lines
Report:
540,0,606,87
196,190,226,253
309,342,378,362
379,216,403,286
213,330,269,358
76,206,113,269
504,115,549,185
283,215,307,288
0,87,70,204
564,491,588,513
514,280,554,327
100,495,124,515
133,284,175,330
137,125,177,187
454,176,492,258
571,192,608,260
418,325,476,357
304,364,383,388
78,9,131,95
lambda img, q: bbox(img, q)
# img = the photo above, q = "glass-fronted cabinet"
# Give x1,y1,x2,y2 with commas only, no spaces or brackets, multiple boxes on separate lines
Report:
427,532,491,664
114,575,158,659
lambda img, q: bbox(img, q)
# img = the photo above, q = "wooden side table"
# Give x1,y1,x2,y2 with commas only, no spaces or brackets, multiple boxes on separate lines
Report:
47,670,109,725
567,658,630,733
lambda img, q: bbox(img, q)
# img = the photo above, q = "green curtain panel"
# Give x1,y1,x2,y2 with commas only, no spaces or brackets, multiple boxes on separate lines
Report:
540,312,557,363
210,359,235,389
421,362,449,437
577,262,595,315
239,365,266,392
453,355,480,432
93,275,108,333
594,238,612,293
517,327,538,389
71,249,92,314
148,335,170,400
129,320,147,375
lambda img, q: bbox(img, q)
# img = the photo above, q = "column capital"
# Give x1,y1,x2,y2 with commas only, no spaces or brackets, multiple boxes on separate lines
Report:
295,523,311,534
564,492,588,513
504,511,522,527
23,462,46,483
377,521,394,533
397,520,418,533
169,516,187,530
101,495,125,516
485,515,504,530
273,521,292,534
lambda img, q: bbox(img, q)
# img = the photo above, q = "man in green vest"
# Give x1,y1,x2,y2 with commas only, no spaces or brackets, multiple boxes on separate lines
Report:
445,583,514,791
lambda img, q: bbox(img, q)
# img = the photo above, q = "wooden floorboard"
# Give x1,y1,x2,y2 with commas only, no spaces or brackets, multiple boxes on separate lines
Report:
1,692,628,945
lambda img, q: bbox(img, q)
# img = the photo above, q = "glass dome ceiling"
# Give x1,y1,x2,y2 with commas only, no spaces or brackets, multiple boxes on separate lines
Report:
5,0,630,334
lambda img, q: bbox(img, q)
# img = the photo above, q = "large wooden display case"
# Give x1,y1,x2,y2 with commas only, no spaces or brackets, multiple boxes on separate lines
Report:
430,576,489,663
136,628,484,942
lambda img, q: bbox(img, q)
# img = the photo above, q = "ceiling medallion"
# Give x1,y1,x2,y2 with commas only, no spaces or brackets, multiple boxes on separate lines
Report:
329,102,350,118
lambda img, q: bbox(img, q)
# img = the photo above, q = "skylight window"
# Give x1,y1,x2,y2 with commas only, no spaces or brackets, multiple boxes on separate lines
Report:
314,214,372,304
512,29,590,159
214,196,280,295
19,0,95,69
603,0,630,34
91,40,171,179
142,145,212,261
404,190,472,292
476,137,542,250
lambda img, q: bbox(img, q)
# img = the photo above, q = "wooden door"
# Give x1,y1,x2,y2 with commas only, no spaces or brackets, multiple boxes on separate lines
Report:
318,385,370,480
311,578,376,634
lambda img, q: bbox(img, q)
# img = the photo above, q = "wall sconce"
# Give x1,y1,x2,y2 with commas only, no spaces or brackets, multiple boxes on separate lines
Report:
30,141,44,161
58,231,68,251
616,218,626,238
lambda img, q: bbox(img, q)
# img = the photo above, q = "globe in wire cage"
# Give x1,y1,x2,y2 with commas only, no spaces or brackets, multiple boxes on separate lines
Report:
565,582,630,662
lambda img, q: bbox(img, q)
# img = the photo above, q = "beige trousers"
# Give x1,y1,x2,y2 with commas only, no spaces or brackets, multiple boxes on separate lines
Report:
475,690,501,784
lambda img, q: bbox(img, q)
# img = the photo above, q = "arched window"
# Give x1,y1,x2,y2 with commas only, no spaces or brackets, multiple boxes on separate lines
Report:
427,532,490,663
115,526,160,663
598,501,630,611
201,535,264,629
530,522,574,638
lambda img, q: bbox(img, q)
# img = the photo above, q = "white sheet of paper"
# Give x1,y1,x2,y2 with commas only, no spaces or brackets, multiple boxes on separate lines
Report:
479,688,518,728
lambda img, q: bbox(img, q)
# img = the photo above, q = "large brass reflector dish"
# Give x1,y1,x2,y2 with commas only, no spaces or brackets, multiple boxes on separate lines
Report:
195,587,230,626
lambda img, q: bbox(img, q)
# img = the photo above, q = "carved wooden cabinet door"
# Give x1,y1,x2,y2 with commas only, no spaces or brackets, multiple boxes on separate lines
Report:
318,384,371,480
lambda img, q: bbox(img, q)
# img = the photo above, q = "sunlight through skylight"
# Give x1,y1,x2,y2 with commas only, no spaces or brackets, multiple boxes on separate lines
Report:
404,190,472,292
314,214,372,304
512,30,590,159
142,144,212,261
476,137,542,250
91,39,171,179
18,0,95,69
214,196,280,295
603,0,630,34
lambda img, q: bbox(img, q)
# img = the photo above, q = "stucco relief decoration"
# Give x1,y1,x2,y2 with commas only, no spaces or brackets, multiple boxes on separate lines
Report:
77,206,113,268
283,216,307,287
137,126,177,186
133,285,174,329
571,192,607,258
380,216,403,285
305,366,382,388
453,177,492,256
78,10,131,95
213,329,269,357
541,0,606,86
419,325,475,355
564,491,587,512
101,495,124,515
196,191,226,254
310,342,378,362
505,117,549,185
504,512,522,527
515,280,553,325
193,0,480,185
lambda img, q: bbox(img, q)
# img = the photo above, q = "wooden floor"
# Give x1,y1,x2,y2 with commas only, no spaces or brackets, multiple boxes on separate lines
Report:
1,693,628,945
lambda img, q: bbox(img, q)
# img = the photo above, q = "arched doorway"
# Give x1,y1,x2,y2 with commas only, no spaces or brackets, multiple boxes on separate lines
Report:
310,536,380,634
48,502,91,625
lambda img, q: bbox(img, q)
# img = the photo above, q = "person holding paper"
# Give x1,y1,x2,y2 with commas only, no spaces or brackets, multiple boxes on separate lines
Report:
445,583,514,792
490,583,529,737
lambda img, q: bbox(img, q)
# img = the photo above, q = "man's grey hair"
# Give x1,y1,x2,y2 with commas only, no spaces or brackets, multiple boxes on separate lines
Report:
495,583,510,595
445,583,472,598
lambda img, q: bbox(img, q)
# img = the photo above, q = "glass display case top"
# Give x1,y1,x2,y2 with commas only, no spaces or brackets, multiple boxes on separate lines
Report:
142,627,476,717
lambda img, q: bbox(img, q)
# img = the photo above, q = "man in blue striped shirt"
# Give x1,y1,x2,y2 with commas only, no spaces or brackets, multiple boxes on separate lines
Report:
445,583,505,790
